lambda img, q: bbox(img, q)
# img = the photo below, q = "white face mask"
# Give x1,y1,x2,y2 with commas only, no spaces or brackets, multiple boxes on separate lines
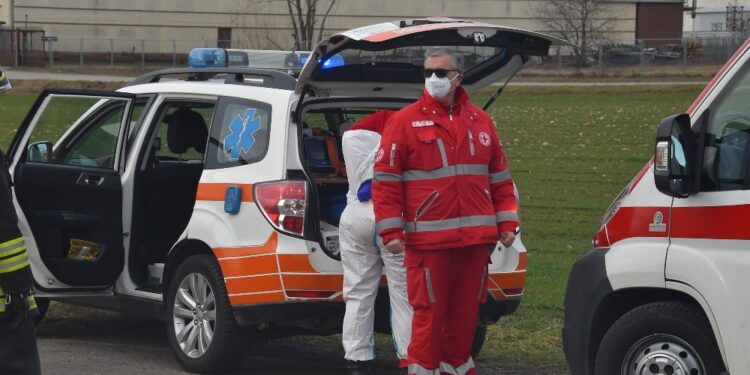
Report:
425,73,456,100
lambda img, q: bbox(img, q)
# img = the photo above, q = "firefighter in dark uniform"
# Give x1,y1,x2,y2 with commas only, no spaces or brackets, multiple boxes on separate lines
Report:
0,141,41,374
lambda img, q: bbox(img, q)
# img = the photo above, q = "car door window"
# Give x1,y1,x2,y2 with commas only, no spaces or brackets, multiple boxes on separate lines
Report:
26,96,137,170
702,63,750,191
149,102,215,163
205,97,272,169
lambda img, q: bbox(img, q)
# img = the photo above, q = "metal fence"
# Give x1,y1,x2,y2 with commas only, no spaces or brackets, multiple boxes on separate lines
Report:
536,34,750,77
0,31,748,74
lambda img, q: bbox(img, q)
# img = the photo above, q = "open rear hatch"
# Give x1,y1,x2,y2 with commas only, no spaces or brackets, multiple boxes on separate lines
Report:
296,17,568,98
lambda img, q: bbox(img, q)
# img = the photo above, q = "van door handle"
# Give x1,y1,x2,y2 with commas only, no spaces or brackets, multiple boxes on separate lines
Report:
77,173,104,186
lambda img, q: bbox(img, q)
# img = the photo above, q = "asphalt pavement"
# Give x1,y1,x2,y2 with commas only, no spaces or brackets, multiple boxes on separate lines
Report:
36,306,562,375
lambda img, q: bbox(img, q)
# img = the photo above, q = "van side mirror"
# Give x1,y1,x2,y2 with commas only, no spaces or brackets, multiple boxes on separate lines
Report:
654,114,693,198
27,141,52,162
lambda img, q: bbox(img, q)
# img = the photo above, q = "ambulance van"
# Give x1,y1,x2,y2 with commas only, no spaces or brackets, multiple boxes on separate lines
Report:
563,37,750,375
9,19,560,373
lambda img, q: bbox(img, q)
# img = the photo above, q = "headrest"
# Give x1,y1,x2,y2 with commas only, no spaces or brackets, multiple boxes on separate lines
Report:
165,108,208,154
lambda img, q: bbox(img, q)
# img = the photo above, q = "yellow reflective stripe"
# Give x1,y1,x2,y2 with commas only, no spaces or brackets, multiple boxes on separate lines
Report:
0,258,30,274
0,237,25,257
0,246,26,262
0,250,27,266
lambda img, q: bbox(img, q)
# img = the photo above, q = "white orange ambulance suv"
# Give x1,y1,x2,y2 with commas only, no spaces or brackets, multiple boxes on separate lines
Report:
9,19,557,373
563,37,750,375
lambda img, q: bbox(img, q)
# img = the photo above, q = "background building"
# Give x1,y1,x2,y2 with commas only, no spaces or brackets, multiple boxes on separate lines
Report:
0,0,684,66
684,0,750,34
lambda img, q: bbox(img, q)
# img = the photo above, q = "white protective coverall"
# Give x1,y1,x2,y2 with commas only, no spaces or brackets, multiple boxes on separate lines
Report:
340,129,412,363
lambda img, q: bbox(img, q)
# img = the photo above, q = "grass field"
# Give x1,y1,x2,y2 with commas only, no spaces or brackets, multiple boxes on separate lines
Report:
0,82,705,370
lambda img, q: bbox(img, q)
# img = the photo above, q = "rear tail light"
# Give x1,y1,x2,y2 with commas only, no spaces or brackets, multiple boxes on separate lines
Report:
255,180,307,237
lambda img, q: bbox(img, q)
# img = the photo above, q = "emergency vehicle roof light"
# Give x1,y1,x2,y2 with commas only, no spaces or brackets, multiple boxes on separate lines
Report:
188,48,228,68
320,54,344,70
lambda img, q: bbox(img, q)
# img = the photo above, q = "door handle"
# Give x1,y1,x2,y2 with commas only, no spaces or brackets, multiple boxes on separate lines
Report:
77,173,104,186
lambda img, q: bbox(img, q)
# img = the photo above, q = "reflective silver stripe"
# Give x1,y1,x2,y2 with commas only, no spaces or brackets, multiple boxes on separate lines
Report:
496,211,519,223
0,253,29,274
402,164,488,182
390,143,396,167
467,129,475,156
0,237,25,258
477,266,487,301
424,268,436,304
439,358,475,375
408,363,440,375
436,138,448,167
415,191,439,220
405,215,495,233
374,172,402,182
376,217,404,232
489,169,511,184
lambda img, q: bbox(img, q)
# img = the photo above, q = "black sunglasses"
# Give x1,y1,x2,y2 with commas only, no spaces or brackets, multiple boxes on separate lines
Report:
422,68,458,78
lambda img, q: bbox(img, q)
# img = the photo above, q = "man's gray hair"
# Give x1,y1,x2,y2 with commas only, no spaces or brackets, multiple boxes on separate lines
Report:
424,47,465,73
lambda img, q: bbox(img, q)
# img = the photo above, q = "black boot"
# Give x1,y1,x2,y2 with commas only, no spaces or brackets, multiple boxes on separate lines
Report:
346,360,373,375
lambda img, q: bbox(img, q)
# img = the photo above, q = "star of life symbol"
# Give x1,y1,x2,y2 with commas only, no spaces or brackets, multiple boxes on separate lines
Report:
649,211,667,232
375,148,385,162
478,131,491,147
224,108,261,161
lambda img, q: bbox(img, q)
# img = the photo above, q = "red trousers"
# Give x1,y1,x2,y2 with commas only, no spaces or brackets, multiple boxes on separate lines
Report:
405,245,491,375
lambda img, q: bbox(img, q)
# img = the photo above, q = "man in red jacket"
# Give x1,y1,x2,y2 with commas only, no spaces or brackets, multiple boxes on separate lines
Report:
372,47,518,375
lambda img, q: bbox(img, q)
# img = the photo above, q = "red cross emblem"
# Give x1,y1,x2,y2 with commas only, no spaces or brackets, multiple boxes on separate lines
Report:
479,131,491,147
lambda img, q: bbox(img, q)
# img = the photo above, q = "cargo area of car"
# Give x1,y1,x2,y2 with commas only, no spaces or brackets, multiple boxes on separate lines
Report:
299,101,410,260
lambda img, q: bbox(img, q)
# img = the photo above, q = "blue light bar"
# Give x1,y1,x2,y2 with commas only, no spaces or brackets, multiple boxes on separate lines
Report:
321,54,344,70
188,48,228,68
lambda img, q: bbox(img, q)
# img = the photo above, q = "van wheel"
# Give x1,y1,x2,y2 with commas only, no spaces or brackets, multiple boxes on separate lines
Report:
471,325,488,359
165,254,247,373
595,301,726,375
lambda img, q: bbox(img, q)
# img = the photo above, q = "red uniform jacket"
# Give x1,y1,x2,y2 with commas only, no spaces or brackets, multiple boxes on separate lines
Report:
372,87,518,251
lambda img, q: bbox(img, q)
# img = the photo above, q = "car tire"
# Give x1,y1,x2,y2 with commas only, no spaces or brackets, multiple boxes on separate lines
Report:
165,254,248,373
595,300,726,375
471,324,488,359
32,297,50,327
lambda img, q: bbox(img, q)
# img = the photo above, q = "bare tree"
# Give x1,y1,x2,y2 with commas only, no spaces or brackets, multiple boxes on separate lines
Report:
531,0,615,67
284,0,337,50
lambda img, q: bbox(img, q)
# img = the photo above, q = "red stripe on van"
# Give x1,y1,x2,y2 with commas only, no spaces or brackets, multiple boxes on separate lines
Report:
196,183,254,202
606,206,670,245
671,204,750,240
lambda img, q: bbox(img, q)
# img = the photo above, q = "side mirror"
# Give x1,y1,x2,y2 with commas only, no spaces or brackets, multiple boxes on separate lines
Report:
654,114,693,198
27,141,52,162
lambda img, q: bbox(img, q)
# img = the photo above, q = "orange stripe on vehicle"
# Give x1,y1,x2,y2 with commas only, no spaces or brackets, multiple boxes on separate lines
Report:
214,232,278,258
229,291,285,306
219,255,279,278
489,289,504,299
278,254,318,273
516,252,528,271
196,183,254,202
225,274,283,295
282,274,343,291
488,272,526,290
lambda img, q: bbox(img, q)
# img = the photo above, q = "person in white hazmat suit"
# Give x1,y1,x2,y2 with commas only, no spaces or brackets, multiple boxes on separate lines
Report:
340,128,412,374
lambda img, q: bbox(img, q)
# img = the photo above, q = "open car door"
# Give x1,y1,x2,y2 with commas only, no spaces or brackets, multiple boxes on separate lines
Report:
296,17,568,98
8,89,136,291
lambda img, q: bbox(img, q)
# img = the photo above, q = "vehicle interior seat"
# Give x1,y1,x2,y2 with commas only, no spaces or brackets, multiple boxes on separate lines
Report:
141,108,208,268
